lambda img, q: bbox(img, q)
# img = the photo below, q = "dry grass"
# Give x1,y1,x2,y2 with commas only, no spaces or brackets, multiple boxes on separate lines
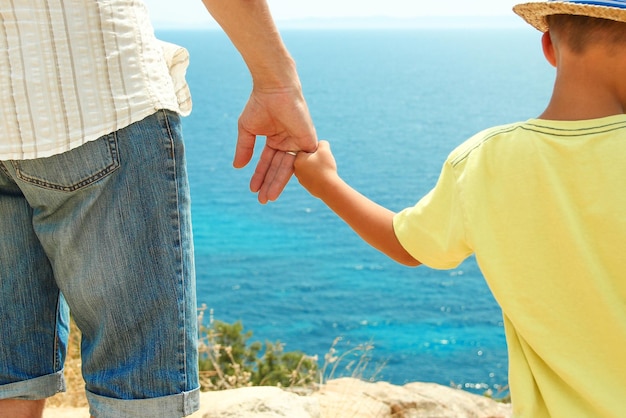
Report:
320,336,385,385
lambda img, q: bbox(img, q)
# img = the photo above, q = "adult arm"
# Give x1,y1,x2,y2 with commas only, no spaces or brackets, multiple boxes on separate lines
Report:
201,0,317,203
294,141,421,267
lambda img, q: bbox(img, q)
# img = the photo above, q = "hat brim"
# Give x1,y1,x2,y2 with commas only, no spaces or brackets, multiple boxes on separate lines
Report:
514,2,626,31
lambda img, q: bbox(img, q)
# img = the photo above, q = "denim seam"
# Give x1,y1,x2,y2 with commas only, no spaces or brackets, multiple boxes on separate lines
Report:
160,110,188,394
11,135,120,192
0,161,11,179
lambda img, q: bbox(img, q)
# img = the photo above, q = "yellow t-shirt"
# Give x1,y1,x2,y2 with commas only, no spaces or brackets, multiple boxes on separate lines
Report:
394,115,626,417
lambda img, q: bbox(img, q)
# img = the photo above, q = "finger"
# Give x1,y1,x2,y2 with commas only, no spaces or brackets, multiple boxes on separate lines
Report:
233,127,257,169
261,152,296,203
249,145,276,194
255,148,283,204
317,140,330,151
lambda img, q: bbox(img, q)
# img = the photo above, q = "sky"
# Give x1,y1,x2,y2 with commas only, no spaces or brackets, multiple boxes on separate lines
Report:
143,0,524,29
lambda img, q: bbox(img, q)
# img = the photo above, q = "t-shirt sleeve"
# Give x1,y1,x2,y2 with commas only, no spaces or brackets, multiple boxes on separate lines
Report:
393,159,473,269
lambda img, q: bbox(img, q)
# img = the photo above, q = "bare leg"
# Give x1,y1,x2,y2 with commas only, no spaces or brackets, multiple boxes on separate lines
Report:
0,399,45,418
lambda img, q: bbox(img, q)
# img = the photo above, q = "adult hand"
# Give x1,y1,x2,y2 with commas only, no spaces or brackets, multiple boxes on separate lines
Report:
201,0,317,202
234,85,317,204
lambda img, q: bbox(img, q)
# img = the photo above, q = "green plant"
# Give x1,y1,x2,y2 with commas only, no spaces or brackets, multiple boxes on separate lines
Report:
253,341,318,387
197,306,318,390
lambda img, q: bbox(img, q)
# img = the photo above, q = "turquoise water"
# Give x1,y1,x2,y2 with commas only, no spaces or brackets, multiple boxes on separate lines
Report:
157,28,554,393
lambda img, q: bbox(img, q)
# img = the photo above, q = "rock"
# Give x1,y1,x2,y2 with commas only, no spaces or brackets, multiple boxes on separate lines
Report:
43,406,88,418
200,386,320,418
197,378,511,418
313,378,512,418
42,378,511,418
313,379,390,417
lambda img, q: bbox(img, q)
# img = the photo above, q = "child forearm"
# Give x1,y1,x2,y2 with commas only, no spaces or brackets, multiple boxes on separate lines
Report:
294,141,419,266
316,176,421,267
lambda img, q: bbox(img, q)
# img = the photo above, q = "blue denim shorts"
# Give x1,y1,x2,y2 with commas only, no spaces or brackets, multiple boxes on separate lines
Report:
0,110,199,417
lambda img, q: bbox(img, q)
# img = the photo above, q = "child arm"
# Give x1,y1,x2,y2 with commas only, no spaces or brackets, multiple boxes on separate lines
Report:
294,141,421,267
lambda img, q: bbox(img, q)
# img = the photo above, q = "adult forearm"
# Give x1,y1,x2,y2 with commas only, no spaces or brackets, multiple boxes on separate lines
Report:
201,0,299,89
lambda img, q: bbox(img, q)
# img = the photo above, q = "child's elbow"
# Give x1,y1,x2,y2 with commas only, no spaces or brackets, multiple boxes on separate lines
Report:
393,251,421,267
401,258,421,267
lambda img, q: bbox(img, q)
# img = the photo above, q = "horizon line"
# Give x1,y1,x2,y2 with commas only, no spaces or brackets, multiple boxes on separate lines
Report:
152,15,528,31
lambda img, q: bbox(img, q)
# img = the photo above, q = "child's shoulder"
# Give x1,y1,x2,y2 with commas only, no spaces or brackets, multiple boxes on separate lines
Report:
448,121,528,166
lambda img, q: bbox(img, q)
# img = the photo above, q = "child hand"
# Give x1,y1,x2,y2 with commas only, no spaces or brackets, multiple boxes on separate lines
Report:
235,86,317,204
294,140,338,198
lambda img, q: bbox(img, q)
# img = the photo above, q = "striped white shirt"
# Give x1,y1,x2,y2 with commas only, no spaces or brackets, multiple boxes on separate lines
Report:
0,0,191,160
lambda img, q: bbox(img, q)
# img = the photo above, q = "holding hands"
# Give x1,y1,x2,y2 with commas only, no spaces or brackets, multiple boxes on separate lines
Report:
202,0,317,204
235,85,317,204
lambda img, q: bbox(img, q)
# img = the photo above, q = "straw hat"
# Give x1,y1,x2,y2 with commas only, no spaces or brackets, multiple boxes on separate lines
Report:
514,0,626,31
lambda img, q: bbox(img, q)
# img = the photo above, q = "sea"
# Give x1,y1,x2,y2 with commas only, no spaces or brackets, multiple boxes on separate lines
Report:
155,28,554,395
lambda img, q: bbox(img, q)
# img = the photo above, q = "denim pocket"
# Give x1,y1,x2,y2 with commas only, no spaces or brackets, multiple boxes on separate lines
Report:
12,134,120,192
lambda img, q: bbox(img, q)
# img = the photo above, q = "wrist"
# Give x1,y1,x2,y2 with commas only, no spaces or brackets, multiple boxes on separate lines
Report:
250,56,301,92
315,172,344,201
